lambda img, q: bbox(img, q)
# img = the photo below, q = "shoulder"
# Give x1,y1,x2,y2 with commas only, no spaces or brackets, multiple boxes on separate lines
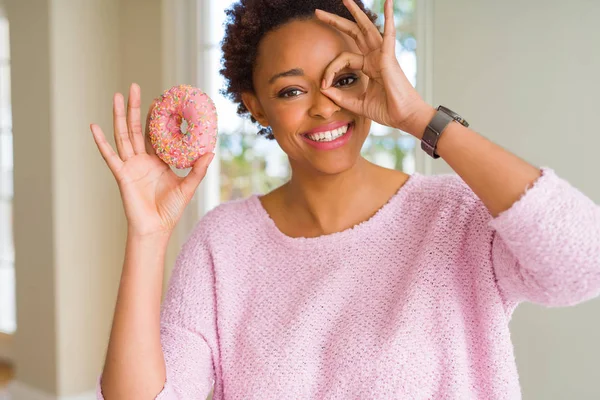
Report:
412,171,476,200
400,173,496,268
409,172,492,227
184,195,259,246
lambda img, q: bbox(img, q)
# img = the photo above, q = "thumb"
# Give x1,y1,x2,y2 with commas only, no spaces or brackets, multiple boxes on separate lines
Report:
180,152,214,199
320,87,362,115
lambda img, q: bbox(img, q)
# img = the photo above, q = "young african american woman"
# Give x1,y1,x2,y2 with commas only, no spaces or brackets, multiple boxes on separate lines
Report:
91,0,600,398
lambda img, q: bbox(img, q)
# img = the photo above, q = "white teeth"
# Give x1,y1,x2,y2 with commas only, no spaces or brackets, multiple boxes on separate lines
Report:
306,124,349,142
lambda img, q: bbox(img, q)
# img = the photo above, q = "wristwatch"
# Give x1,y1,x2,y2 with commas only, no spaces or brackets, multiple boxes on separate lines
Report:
421,105,469,159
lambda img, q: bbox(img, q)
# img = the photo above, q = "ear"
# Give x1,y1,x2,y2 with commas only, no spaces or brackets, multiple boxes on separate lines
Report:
241,92,269,127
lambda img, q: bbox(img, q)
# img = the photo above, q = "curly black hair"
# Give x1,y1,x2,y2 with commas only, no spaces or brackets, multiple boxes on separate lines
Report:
219,0,379,138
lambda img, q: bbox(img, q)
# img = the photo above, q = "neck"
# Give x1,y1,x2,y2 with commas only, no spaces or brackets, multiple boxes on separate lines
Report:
282,157,394,236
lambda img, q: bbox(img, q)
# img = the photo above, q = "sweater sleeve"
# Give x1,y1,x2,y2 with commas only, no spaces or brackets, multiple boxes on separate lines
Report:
488,167,600,308
96,222,218,399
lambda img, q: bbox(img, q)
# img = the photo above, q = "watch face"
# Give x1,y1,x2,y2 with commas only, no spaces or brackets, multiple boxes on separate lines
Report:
438,105,469,127
437,105,458,118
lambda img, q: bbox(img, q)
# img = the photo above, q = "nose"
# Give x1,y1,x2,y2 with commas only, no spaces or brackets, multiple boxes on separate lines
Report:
308,90,341,120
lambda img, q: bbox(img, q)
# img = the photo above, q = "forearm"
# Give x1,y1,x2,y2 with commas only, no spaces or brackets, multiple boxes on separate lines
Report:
404,105,600,306
406,104,541,218
101,232,171,399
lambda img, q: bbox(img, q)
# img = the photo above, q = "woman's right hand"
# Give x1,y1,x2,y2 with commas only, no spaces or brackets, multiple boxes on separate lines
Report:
90,83,214,238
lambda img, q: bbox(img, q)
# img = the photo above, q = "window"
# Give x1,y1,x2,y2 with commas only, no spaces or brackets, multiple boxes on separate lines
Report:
0,11,15,334
201,0,418,206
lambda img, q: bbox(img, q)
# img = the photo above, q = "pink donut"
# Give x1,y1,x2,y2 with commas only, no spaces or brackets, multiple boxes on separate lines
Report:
148,84,218,169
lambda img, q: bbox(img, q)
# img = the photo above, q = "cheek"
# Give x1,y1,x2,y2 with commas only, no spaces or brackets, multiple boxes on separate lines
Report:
265,101,308,135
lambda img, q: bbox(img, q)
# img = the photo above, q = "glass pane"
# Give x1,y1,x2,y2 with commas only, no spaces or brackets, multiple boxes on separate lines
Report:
0,14,14,335
0,16,8,60
0,62,11,132
0,133,12,197
206,47,247,135
364,0,416,27
209,0,239,46
0,133,12,170
0,261,16,334
219,132,289,201
0,201,14,263
362,133,416,173
0,167,12,199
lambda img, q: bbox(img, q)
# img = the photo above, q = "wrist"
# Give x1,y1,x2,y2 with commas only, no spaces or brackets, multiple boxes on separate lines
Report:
124,231,170,275
127,228,172,246
398,102,436,140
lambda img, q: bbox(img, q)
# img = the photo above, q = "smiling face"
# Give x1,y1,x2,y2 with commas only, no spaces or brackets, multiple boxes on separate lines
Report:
242,17,372,176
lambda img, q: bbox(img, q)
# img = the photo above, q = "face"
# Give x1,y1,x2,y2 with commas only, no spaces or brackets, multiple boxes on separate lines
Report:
242,18,372,176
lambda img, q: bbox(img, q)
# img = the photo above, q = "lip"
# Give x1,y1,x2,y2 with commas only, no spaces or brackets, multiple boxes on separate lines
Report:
302,120,352,136
301,122,354,151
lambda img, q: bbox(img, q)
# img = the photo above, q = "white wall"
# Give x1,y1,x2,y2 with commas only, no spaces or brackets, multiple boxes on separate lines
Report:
50,0,124,395
8,0,59,395
430,1,600,398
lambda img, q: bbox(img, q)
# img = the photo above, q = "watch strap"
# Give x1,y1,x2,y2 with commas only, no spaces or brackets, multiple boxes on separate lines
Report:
421,109,454,159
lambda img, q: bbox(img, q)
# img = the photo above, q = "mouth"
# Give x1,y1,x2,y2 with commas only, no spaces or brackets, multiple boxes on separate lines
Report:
300,122,354,151
302,122,353,143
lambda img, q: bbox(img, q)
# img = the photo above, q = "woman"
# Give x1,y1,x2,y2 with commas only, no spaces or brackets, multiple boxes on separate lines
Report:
91,0,600,398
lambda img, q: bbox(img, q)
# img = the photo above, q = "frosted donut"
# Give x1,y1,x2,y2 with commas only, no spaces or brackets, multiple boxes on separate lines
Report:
148,84,218,169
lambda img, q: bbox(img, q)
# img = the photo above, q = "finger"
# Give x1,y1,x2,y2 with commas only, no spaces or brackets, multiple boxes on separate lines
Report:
315,9,370,54
321,51,364,89
113,93,135,161
127,83,146,154
320,85,363,115
341,0,383,50
179,152,214,199
90,123,123,176
382,0,397,55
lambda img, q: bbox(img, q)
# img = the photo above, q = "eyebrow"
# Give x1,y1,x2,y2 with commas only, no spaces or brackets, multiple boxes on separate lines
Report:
268,68,305,84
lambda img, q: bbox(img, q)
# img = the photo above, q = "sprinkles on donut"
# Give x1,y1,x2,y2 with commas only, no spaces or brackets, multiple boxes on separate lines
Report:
148,84,218,169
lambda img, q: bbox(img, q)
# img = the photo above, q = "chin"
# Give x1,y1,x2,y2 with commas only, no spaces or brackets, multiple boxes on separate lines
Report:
308,151,363,176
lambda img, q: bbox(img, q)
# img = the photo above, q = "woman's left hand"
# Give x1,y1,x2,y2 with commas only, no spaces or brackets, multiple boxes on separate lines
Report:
315,0,434,138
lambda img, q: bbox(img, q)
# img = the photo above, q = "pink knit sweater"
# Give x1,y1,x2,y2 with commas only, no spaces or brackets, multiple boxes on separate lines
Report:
97,167,600,399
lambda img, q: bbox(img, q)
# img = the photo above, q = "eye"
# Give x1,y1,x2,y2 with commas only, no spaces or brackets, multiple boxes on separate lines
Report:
335,74,359,87
278,88,303,98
